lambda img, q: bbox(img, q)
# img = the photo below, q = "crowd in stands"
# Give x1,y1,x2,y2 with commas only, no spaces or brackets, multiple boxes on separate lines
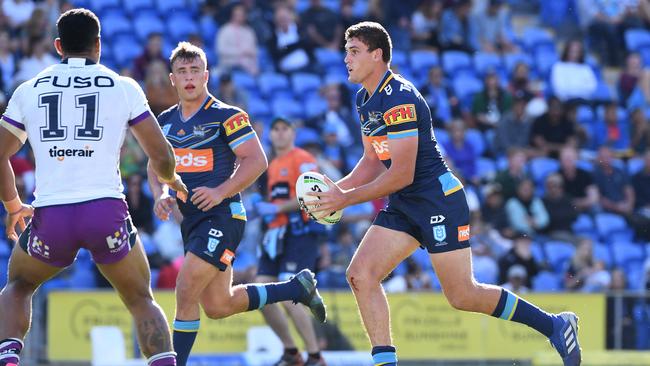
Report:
5,2,650,346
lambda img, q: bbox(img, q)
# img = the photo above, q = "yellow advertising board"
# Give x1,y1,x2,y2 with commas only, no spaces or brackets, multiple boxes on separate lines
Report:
48,291,605,361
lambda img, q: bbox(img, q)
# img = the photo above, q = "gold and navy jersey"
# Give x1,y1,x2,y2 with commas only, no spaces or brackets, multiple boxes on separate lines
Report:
356,71,450,197
158,94,256,219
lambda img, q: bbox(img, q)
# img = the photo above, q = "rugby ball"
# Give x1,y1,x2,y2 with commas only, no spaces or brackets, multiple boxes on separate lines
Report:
296,172,343,225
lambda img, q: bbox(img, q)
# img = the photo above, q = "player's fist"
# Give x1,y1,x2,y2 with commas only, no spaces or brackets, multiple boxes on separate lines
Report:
154,195,176,221
160,173,188,203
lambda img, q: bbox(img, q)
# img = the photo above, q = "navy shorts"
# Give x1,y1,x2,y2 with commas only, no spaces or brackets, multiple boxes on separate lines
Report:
181,213,245,271
373,172,471,254
257,232,321,280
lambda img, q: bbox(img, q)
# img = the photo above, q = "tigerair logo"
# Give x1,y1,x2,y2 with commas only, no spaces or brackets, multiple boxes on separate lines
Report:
383,104,417,125
223,112,250,136
48,145,95,161
174,148,213,172
370,135,390,160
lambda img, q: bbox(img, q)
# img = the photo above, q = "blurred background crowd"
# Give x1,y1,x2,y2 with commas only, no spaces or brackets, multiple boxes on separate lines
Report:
3,0,650,348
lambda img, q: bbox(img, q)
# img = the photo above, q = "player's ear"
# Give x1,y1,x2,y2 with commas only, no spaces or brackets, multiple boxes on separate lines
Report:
53,38,64,57
169,72,175,87
204,69,209,84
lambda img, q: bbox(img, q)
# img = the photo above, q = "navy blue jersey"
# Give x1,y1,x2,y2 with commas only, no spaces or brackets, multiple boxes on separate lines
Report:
356,71,452,198
158,95,256,219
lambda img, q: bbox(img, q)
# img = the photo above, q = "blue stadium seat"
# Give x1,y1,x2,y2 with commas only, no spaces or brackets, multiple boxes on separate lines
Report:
473,52,502,76
156,0,187,13
624,261,646,290
625,28,650,51
531,242,546,264
89,0,121,15
272,97,304,119
503,53,532,74
535,47,558,78
591,81,614,102
409,50,439,74
521,27,554,52
315,48,343,68
612,241,646,268
442,51,472,75
528,157,560,185
572,214,595,234
101,13,132,40
231,71,257,90
540,0,572,28
451,74,483,106
391,50,408,69
166,14,199,43
123,0,155,15
259,73,291,97
533,271,562,292
595,213,633,242
295,127,320,146
291,72,322,95
577,105,595,125
200,16,219,46
593,242,613,268
433,128,450,146
246,96,271,119
544,240,575,272
629,157,645,175
133,14,165,42
305,96,328,118
476,157,497,180
111,34,143,68
465,128,486,156
576,159,594,172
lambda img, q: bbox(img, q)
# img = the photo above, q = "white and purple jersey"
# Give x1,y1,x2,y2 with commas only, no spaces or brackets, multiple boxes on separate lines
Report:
0,58,151,207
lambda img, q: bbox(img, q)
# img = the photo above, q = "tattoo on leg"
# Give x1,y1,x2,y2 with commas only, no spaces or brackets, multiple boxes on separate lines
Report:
135,316,172,356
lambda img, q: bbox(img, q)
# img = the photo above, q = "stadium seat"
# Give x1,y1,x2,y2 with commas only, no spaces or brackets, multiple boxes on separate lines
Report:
231,71,257,90
291,72,322,95
465,128,486,156
612,241,646,268
629,157,645,175
544,240,575,272
295,127,321,146
442,51,472,75
0,260,7,288
575,159,594,172
528,157,560,185
123,0,155,15
503,53,532,74
111,35,143,68
200,16,219,45
391,50,408,69
305,96,328,118
166,14,199,43
132,14,165,42
473,52,502,76
271,97,304,119
593,242,613,268
595,213,633,242
625,261,646,290
315,48,343,68
534,47,558,78
156,0,187,13
540,0,572,28
521,27,554,52
625,28,650,51
433,128,450,146
591,81,614,102
476,157,497,180
531,242,546,264
101,13,132,40
409,50,439,74
89,0,121,15
451,74,483,106
532,271,562,292
576,105,595,125
247,96,272,119
259,73,291,97
572,214,595,234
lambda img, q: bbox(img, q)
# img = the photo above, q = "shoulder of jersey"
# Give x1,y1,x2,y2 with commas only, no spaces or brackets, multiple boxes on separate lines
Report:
157,104,179,124
293,147,315,160
205,98,245,117
385,73,418,97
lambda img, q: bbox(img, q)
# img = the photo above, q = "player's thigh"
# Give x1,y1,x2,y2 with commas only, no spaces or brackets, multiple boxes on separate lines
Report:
6,240,63,289
348,224,420,282
429,247,475,295
177,252,221,305
96,235,154,306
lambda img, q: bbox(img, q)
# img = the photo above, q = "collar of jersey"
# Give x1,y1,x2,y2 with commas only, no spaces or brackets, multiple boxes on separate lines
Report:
61,58,96,66
361,70,393,107
178,95,214,123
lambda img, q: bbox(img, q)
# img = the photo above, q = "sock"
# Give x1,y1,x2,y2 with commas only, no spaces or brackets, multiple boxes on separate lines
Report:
285,348,299,355
148,351,177,366
308,351,321,360
491,288,555,337
173,319,199,366
372,345,397,366
0,338,23,365
245,278,304,310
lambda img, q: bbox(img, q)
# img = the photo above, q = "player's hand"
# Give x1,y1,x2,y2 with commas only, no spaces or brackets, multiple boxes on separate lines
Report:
191,186,225,212
154,194,177,221
4,203,34,242
159,173,188,203
304,175,348,215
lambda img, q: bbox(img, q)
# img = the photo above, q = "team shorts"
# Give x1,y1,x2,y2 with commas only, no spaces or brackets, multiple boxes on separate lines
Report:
181,213,245,271
373,172,471,254
19,198,137,267
257,232,321,281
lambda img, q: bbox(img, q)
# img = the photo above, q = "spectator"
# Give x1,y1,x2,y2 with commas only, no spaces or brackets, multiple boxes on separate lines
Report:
340,1,363,48
630,108,650,154
480,183,512,238
22,7,50,43
216,73,248,110
319,225,357,289
307,83,357,146
542,173,579,242
565,238,610,292
215,3,259,75
618,52,643,106
497,233,539,288
550,39,597,102
125,174,154,234
322,124,350,175
472,71,512,130
405,257,432,291
442,120,477,182
493,93,532,156
438,0,478,53
501,264,530,294
2,0,35,30
268,4,314,74
470,216,503,275
529,97,577,157
586,0,640,66
144,60,178,116
631,150,650,241
0,30,16,92
592,146,635,216
301,0,343,50
14,36,57,84
508,62,537,101
475,0,516,53
421,65,458,127
153,204,184,262
505,178,549,236
494,147,529,200
410,0,443,50
132,32,165,82
558,146,600,212
241,0,274,45
591,102,630,151
119,133,146,179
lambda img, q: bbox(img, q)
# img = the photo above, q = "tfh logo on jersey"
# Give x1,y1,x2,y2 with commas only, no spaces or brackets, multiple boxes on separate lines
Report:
223,112,250,136
383,104,417,126
174,148,213,173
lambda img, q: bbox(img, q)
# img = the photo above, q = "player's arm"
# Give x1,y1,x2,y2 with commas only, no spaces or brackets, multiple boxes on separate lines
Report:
191,134,268,212
337,135,386,190
0,123,32,241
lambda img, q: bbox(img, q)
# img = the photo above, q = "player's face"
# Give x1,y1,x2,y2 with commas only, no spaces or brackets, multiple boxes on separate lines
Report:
270,123,295,150
344,37,379,84
170,57,208,102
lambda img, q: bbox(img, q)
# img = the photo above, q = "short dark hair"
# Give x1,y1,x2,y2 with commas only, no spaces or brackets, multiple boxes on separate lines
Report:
56,8,100,54
169,41,207,69
345,21,392,64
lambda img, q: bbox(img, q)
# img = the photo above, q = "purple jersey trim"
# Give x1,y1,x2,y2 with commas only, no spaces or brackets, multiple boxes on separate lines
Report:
128,110,151,126
2,115,25,130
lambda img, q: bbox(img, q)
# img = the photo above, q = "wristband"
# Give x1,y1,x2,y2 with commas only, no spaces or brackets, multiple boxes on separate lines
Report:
2,196,22,215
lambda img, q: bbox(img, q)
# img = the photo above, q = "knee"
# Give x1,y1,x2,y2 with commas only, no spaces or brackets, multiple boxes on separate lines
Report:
345,263,381,292
444,283,478,312
204,302,233,320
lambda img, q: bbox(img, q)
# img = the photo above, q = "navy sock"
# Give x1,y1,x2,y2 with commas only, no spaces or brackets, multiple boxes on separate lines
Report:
491,289,555,337
172,319,199,366
245,278,304,310
372,345,397,365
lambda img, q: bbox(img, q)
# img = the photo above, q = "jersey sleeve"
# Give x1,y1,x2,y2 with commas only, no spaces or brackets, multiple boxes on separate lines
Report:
382,83,419,140
220,109,256,150
1,84,27,143
120,76,153,126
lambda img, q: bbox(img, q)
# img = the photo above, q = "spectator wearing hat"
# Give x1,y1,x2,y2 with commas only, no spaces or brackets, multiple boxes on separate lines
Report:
501,264,530,294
